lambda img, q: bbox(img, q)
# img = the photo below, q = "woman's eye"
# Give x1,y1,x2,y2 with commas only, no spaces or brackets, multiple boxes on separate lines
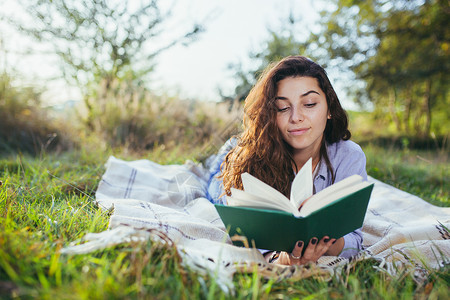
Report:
277,107,289,112
304,103,317,108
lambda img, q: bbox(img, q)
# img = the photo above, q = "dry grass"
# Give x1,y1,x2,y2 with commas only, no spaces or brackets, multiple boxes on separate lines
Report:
78,79,243,155
0,73,75,155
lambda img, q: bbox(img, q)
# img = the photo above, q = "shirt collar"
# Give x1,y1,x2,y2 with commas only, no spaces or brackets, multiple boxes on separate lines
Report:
314,142,330,182
314,158,328,181
293,156,328,181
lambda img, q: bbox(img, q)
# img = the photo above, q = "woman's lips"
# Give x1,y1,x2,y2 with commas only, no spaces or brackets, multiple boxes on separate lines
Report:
288,128,309,135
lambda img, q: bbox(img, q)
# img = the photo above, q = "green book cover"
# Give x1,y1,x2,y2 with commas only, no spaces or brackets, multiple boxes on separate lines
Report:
214,183,374,252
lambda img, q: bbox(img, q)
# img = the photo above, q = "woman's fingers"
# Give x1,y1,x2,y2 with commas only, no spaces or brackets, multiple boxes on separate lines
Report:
301,236,336,263
270,237,338,265
315,236,335,253
289,241,304,263
301,237,318,261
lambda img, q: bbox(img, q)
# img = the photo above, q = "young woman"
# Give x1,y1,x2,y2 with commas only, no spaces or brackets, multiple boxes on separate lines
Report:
207,56,367,265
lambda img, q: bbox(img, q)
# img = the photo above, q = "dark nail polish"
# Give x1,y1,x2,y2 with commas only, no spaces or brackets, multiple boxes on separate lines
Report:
297,241,303,247
311,238,317,245
324,238,330,243
332,239,337,244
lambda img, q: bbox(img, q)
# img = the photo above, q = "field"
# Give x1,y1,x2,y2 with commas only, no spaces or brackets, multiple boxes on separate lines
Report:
0,139,448,299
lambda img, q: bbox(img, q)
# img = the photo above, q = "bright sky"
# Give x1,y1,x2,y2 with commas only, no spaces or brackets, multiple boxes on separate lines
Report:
153,0,320,102
2,0,331,105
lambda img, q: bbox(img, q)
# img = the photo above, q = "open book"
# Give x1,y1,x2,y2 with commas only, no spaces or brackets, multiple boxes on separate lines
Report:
226,158,371,217
215,158,374,252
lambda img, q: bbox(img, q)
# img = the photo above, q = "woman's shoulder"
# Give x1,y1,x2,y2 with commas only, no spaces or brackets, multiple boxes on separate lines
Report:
206,137,238,173
327,139,367,180
327,139,364,156
326,139,366,169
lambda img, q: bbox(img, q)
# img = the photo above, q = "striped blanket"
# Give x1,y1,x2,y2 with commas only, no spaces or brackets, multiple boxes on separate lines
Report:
61,156,450,292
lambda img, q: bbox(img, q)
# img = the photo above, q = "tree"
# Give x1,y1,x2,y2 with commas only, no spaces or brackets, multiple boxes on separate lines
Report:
313,0,449,137
6,0,203,87
227,0,449,138
3,0,204,128
222,14,308,103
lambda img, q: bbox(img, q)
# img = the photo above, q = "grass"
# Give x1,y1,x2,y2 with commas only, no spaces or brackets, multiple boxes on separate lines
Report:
363,143,449,207
0,143,449,299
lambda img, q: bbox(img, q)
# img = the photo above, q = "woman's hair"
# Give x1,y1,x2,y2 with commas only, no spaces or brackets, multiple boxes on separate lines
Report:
220,55,350,197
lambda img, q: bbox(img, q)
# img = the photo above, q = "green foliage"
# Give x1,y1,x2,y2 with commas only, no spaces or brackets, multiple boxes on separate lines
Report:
364,144,449,207
0,143,448,298
349,112,449,207
314,0,449,138
226,0,449,140
0,72,75,155
0,150,207,298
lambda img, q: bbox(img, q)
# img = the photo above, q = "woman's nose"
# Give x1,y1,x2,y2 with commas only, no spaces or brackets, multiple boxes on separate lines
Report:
291,107,304,122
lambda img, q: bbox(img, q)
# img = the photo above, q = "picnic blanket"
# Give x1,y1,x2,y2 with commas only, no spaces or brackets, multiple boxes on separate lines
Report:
61,156,450,292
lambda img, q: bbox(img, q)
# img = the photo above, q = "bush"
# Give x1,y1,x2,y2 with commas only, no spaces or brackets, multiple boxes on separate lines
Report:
348,110,449,152
81,79,243,155
0,72,75,155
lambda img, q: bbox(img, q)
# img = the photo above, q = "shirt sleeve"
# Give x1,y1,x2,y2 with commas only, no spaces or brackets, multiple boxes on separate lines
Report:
206,138,237,204
333,141,368,183
341,229,363,258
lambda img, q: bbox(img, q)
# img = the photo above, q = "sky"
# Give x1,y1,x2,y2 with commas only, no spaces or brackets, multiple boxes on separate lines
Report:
1,0,332,106
153,0,320,102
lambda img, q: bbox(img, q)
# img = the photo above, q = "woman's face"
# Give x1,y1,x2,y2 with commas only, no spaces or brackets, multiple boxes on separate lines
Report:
275,76,330,159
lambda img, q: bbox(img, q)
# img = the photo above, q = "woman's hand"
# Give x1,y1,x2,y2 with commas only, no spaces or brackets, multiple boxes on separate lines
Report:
265,236,344,265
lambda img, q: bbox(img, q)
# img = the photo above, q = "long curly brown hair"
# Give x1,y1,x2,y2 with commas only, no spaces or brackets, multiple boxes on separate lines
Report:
220,56,351,198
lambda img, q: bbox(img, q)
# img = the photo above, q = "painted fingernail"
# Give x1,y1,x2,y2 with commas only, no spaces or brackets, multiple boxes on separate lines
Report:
311,238,318,245
324,238,330,243
297,241,303,247
332,239,337,244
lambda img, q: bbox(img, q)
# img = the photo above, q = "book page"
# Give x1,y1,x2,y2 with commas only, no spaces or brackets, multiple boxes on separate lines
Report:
299,176,369,217
241,173,293,208
228,188,297,213
290,158,313,209
309,174,363,204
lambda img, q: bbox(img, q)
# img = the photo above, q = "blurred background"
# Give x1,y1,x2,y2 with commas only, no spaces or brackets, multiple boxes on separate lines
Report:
0,0,448,157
